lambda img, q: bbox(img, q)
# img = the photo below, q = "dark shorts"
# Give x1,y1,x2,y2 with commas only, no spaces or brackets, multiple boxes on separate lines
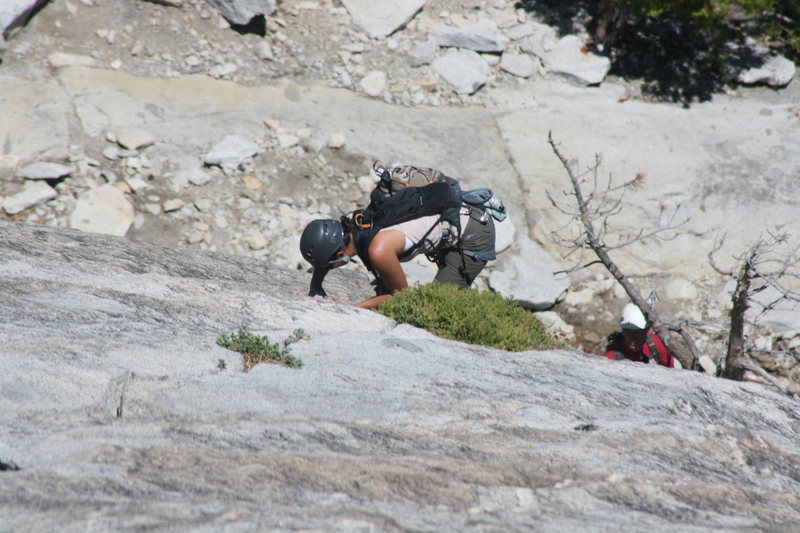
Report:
434,208,496,288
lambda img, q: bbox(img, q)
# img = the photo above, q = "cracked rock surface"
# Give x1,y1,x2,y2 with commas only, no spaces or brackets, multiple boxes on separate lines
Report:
1,221,799,531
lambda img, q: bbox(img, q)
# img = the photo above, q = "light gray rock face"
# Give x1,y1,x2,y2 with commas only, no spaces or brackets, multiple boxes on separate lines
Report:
489,79,800,289
489,236,571,310
340,0,427,39
1,221,799,532
544,34,611,85
204,0,277,26
0,0,48,50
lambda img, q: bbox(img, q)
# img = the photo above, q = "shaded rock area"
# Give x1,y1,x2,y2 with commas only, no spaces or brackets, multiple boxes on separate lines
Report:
1,221,799,532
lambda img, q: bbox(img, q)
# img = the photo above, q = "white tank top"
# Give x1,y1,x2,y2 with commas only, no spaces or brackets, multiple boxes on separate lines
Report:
379,208,471,262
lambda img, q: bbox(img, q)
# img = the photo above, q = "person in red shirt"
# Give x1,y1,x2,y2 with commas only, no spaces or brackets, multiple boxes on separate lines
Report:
604,303,674,367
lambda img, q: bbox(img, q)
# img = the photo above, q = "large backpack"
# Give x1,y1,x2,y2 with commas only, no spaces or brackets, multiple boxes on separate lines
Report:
350,163,505,287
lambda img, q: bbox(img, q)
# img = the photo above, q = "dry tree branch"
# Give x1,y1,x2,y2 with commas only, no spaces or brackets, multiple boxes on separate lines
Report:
546,132,698,369
709,231,800,382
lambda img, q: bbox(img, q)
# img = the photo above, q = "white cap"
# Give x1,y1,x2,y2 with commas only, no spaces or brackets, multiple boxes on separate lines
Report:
620,303,647,330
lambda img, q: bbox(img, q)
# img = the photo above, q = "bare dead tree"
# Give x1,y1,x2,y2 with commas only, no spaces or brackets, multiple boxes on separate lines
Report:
709,232,800,384
546,132,698,369
547,133,800,391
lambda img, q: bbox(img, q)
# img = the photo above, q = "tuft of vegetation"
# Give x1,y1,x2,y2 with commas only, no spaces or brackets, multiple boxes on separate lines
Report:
0,459,20,471
217,327,306,370
377,283,568,352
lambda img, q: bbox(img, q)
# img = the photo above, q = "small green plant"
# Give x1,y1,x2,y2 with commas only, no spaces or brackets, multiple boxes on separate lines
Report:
217,358,227,370
0,458,20,471
217,327,306,371
377,283,568,352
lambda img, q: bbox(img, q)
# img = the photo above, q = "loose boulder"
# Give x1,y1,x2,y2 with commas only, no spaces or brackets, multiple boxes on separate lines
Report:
489,236,570,310
68,184,135,237
543,35,611,86
432,49,491,95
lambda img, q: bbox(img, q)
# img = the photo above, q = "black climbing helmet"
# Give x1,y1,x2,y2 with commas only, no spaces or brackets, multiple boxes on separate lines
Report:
299,219,345,267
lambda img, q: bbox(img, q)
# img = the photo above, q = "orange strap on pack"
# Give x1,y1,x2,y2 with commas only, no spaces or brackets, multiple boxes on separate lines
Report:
354,212,370,229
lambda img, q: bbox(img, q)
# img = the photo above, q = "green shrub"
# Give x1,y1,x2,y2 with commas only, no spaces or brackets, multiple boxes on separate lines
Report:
0,459,20,471
217,327,306,370
377,284,568,352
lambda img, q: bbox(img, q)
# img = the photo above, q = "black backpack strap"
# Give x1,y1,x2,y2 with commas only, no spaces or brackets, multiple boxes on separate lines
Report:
644,334,659,363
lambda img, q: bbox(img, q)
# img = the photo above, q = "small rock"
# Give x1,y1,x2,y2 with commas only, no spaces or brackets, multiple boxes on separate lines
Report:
431,24,506,53
543,35,610,86
48,52,98,68
360,70,387,97
184,55,202,67
408,37,437,67
432,49,491,95
500,52,535,78
204,135,260,169
248,233,268,250
163,199,185,212
277,134,300,148
186,230,206,244
18,162,72,180
116,128,156,150
699,355,717,375
534,311,576,340
194,199,213,212
209,63,237,78
102,146,120,161
2,181,58,215
68,184,134,237
187,168,212,186
242,176,262,190
254,41,274,60
505,24,534,41
737,54,796,87
326,133,346,149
